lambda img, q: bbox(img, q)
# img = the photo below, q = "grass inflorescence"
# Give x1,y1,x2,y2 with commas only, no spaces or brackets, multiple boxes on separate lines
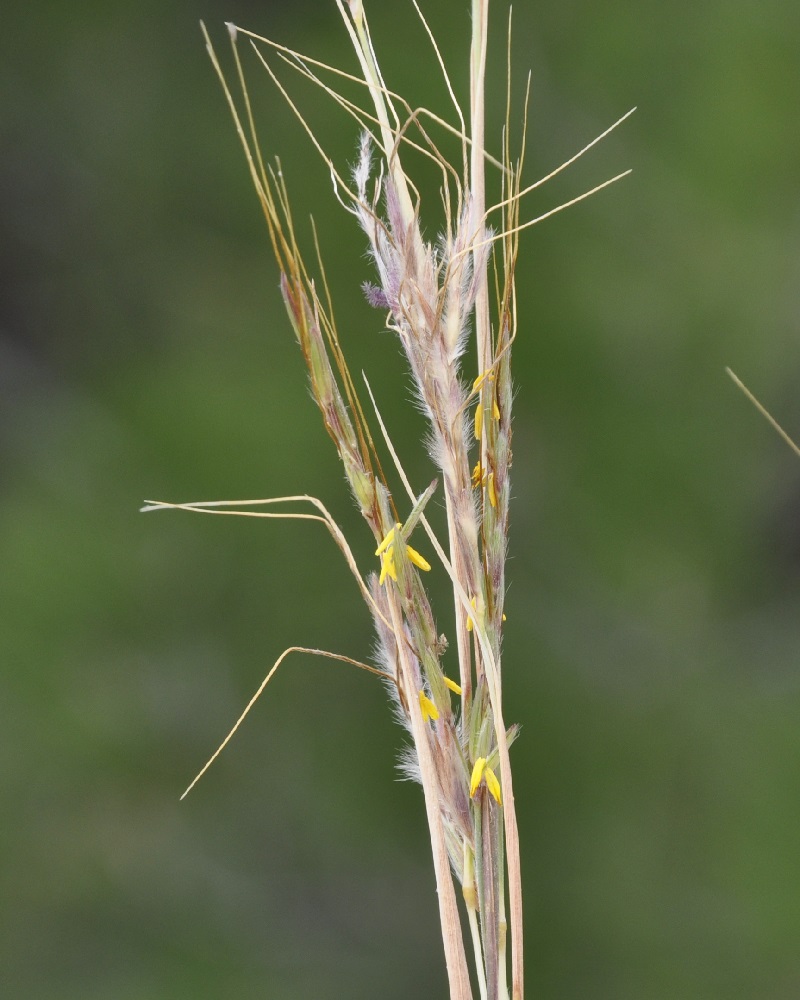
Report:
144,3,632,997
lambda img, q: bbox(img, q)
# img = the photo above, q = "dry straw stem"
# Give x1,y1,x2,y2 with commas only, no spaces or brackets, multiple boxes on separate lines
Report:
726,368,800,458
147,4,632,998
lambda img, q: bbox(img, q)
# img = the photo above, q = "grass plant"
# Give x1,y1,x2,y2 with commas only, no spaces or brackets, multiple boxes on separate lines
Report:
143,3,632,996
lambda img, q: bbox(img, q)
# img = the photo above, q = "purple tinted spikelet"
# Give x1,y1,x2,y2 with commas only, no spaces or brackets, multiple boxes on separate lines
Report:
362,281,390,309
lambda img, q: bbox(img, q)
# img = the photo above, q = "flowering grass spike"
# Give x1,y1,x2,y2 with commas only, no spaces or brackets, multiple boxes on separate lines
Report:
144,3,632,997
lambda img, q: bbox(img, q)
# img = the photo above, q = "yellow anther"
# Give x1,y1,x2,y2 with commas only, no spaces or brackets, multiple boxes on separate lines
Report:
472,369,495,392
443,675,462,695
406,544,431,573
466,596,477,631
419,690,439,723
470,757,486,797
492,398,501,421
378,546,397,585
377,524,430,583
474,402,483,441
375,524,400,556
483,765,502,804
474,461,497,507
469,757,502,804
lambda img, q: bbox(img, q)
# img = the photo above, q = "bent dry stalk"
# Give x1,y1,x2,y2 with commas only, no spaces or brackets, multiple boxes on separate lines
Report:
143,3,632,997
726,368,800,458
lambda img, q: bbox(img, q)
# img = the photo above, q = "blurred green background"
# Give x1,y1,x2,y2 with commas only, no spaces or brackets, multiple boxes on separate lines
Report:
2,1,799,997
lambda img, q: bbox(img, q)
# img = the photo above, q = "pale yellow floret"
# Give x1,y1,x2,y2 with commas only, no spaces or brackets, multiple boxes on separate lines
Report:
419,690,439,723
470,757,486,797
443,675,462,695
483,765,503,805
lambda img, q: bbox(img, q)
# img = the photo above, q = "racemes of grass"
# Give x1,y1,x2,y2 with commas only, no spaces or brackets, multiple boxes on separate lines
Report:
144,3,632,997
